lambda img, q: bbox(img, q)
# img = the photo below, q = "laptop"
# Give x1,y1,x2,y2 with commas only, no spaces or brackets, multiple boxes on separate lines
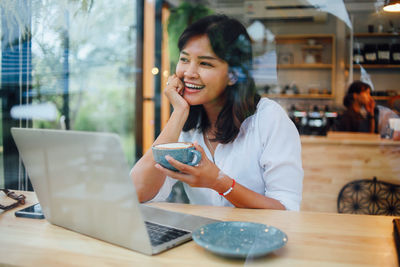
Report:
11,127,219,255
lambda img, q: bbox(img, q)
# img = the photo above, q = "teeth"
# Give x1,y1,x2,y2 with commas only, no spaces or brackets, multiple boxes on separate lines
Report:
185,83,204,89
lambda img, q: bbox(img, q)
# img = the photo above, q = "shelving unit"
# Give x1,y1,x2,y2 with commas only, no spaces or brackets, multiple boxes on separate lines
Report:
373,96,391,100
346,64,400,69
353,33,399,38
347,32,400,97
252,63,332,69
254,34,336,99
262,94,333,99
278,63,332,69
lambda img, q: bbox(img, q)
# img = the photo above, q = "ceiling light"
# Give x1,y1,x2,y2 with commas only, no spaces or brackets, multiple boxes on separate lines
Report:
383,0,400,12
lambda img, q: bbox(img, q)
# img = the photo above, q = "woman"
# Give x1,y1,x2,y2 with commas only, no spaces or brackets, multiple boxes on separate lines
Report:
131,15,303,211
335,80,398,135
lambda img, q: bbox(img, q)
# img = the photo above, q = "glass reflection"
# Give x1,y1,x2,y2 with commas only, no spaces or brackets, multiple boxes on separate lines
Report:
163,1,400,211
0,0,398,215
0,0,138,189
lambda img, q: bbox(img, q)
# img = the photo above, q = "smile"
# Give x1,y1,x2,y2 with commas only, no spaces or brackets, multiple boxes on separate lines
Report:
185,82,205,90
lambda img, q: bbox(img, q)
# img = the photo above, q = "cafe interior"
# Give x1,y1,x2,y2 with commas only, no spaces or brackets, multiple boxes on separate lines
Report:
1,0,400,265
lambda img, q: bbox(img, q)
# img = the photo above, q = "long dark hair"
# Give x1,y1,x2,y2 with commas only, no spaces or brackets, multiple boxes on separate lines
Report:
343,80,371,108
178,15,260,144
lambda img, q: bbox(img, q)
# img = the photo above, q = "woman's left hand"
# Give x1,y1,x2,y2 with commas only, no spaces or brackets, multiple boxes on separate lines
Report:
154,142,221,190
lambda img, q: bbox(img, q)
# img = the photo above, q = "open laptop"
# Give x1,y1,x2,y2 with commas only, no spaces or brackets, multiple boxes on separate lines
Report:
11,127,219,255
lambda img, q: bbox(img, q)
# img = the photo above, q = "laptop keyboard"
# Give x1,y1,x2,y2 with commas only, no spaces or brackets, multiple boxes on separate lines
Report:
145,221,190,246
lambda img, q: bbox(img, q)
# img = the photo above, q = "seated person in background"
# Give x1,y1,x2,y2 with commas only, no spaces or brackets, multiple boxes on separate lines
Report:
389,95,400,116
334,80,398,136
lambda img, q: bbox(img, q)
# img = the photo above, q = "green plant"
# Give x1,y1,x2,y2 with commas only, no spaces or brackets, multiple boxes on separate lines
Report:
167,2,212,70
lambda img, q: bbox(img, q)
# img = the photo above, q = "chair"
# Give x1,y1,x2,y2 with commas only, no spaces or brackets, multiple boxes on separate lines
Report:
337,177,400,216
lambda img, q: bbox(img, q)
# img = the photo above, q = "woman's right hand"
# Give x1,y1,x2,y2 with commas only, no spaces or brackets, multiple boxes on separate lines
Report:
164,74,189,112
365,95,376,116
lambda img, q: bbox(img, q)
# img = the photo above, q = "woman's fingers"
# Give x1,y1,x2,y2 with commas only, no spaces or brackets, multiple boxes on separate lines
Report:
154,162,193,184
193,142,206,159
165,155,196,174
193,142,213,166
174,76,184,96
164,75,188,110
177,81,184,96
154,144,219,189
166,74,183,92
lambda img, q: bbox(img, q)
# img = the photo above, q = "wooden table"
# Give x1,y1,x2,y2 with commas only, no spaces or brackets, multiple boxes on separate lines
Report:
0,191,398,266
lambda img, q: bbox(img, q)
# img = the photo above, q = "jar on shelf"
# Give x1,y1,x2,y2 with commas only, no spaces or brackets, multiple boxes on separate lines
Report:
353,42,364,64
377,44,390,64
301,41,323,64
391,44,400,64
364,44,378,64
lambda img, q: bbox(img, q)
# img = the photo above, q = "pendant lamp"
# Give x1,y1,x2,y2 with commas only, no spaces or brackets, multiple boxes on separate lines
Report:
383,0,400,12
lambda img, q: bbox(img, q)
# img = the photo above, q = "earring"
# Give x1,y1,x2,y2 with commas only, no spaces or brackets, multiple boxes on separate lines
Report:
228,72,238,85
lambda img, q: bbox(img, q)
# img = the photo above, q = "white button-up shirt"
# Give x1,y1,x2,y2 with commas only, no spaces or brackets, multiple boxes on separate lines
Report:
152,98,304,211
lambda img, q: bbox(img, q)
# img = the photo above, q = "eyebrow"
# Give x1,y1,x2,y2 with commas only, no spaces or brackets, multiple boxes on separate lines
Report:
181,51,219,61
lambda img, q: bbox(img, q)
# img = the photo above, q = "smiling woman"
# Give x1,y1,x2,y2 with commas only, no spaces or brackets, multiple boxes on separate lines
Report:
131,14,303,211
176,35,230,107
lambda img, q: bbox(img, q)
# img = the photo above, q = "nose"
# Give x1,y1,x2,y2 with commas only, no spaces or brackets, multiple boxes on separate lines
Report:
184,62,199,79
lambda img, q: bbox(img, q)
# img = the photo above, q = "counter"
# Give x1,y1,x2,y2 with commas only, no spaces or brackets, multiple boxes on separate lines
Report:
301,132,400,213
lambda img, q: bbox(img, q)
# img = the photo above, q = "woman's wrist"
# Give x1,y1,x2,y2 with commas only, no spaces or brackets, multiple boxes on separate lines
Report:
171,105,189,119
219,179,235,196
152,106,189,146
169,107,189,126
211,174,233,195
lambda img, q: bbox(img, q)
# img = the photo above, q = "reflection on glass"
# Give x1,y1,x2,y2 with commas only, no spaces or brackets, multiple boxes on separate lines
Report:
0,0,398,214
165,1,399,209
1,0,138,189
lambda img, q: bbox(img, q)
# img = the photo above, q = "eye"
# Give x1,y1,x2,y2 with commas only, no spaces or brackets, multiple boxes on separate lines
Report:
179,57,189,63
200,61,213,67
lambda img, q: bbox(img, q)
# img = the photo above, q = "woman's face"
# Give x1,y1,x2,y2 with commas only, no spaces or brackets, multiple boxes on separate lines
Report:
175,34,231,107
356,88,372,106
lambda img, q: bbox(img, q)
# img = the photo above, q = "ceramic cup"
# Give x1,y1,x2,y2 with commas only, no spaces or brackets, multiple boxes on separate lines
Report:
389,118,400,141
152,142,202,171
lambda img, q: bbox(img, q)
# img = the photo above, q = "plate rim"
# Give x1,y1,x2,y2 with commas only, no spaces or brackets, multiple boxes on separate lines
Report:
192,221,288,258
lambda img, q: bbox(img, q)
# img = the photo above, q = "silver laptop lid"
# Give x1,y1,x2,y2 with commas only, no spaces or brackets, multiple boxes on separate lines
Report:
11,128,153,255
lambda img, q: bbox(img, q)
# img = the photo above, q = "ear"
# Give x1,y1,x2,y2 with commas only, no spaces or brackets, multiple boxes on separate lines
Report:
228,72,238,86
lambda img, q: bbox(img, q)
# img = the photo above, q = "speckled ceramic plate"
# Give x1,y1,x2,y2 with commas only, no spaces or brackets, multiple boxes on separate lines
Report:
192,221,287,258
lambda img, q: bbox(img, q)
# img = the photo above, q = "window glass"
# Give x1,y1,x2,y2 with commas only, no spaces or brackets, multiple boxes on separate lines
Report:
165,0,400,211
0,0,138,189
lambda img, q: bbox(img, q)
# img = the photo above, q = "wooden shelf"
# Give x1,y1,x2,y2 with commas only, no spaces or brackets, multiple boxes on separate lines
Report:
255,64,332,69
276,33,335,39
275,34,335,44
278,63,332,69
301,45,324,50
372,96,391,100
346,64,400,69
263,94,333,99
353,33,400,38
267,34,335,100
